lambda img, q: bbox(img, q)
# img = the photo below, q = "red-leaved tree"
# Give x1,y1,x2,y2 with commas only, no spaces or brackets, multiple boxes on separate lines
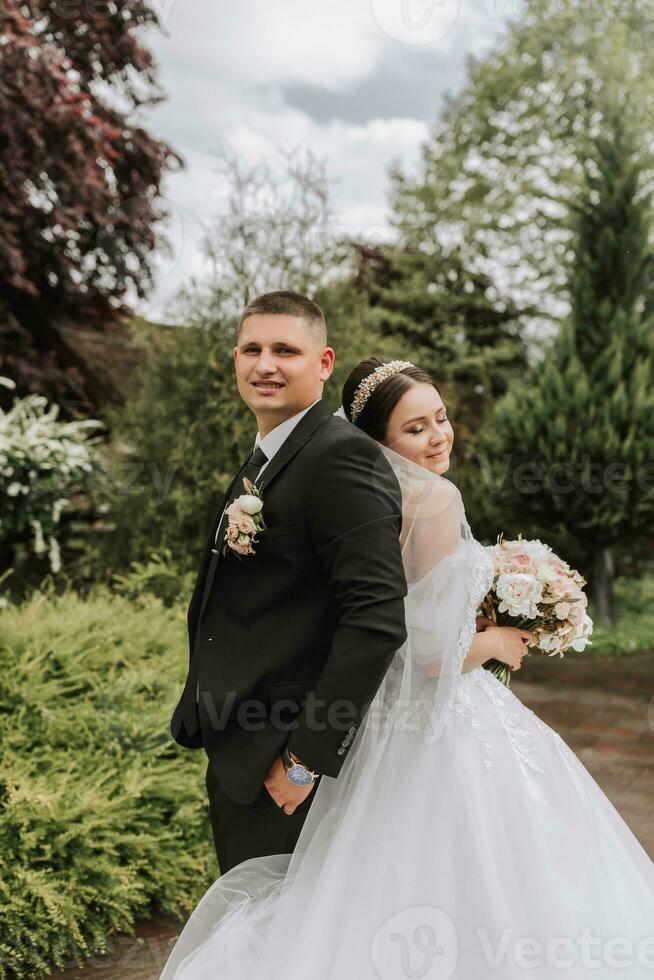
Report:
0,1,183,410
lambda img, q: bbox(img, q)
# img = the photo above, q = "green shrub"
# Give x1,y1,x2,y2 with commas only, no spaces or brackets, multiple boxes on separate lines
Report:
0,588,215,978
111,549,196,608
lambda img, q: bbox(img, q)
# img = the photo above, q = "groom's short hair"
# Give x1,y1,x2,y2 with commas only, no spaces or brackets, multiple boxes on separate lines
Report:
238,290,327,345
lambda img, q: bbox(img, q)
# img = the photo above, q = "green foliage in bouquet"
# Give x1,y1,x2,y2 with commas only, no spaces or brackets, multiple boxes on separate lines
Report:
0,588,214,978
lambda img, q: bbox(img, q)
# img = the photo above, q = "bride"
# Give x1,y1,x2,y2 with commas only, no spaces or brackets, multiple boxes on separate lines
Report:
161,357,654,979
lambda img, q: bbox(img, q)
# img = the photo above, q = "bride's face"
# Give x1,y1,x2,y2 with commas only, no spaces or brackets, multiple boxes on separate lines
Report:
383,382,454,475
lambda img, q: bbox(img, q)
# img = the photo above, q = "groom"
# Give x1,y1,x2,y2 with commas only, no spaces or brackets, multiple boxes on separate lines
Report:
170,290,408,874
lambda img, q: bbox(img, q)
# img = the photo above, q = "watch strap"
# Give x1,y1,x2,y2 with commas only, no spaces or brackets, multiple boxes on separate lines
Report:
282,744,319,779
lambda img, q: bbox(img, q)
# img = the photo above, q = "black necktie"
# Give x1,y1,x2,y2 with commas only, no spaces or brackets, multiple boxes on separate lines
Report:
240,444,269,487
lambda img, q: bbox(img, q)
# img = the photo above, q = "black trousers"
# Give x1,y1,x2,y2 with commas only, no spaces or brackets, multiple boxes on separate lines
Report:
205,760,321,875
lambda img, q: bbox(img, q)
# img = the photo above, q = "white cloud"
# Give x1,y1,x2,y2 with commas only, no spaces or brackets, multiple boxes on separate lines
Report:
156,0,383,90
134,1,510,321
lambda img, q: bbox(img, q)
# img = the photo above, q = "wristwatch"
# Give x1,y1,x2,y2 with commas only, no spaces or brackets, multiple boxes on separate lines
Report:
281,745,319,786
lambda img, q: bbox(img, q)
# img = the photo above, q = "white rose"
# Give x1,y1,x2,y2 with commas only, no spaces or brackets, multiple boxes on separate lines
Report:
536,564,558,583
570,614,593,652
496,572,543,618
520,539,553,559
238,494,263,515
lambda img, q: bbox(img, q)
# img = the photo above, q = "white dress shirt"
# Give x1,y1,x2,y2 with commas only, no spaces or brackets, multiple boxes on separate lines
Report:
213,397,322,542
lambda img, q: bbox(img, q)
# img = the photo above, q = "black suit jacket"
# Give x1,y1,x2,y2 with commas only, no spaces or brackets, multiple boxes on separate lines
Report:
170,398,408,803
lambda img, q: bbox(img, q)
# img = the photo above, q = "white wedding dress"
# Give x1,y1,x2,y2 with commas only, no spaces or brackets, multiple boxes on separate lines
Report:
161,446,654,980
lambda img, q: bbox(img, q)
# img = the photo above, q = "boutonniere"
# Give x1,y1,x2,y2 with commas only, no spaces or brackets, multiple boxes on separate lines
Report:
222,477,267,557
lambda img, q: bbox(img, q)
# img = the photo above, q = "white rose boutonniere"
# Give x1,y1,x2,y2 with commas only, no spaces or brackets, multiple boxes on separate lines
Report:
222,477,267,557
238,494,263,515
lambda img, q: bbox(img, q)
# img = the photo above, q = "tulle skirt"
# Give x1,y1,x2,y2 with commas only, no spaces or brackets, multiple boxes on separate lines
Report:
161,666,654,979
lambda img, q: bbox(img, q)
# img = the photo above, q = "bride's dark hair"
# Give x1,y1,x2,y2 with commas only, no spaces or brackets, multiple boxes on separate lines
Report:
342,357,440,442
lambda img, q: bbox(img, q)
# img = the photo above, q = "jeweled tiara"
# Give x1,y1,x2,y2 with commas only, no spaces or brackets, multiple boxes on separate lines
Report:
349,360,415,423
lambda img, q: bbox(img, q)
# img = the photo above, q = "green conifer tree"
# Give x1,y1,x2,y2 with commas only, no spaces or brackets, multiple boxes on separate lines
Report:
478,106,654,625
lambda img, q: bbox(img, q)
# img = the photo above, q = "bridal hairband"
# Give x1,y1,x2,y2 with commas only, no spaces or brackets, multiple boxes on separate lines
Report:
349,360,415,423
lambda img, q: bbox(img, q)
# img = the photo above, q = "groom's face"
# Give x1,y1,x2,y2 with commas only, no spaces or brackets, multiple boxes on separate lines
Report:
233,314,334,431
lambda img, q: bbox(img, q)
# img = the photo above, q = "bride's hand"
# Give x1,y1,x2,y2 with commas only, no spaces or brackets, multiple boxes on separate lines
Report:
479,625,536,671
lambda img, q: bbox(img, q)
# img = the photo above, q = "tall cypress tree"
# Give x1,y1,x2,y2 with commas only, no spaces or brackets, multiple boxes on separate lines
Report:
478,106,654,625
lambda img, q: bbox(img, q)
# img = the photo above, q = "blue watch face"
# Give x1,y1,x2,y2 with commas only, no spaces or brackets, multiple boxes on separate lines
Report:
286,764,313,786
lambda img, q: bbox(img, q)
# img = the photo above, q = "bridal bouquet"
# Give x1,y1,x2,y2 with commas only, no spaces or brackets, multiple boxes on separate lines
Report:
478,534,593,686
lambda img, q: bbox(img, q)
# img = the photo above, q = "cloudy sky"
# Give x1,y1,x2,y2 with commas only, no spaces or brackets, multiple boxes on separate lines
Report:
136,0,513,322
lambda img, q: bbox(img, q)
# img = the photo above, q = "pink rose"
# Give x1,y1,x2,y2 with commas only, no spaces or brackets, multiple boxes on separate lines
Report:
226,500,242,522
226,525,240,542
505,555,538,575
238,515,256,535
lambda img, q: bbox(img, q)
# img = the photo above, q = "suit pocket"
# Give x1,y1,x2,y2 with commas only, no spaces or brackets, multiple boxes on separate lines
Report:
257,522,301,543
266,678,319,727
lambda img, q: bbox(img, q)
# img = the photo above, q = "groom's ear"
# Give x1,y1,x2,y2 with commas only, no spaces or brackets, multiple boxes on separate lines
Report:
319,346,335,381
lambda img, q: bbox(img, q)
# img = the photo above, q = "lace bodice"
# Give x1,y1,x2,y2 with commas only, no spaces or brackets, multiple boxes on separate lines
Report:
469,536,496,609
453,535,495,673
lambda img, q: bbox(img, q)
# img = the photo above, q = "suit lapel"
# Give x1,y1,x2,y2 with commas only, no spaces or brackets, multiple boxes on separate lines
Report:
253,398,332,495
194,398,333,628
187,469,242,639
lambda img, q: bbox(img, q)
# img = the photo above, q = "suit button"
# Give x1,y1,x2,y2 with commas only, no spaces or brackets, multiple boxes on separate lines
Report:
208,637,213,642
337,747,345,756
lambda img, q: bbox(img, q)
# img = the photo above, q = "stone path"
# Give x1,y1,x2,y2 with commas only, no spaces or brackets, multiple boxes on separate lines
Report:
49,653,653,979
